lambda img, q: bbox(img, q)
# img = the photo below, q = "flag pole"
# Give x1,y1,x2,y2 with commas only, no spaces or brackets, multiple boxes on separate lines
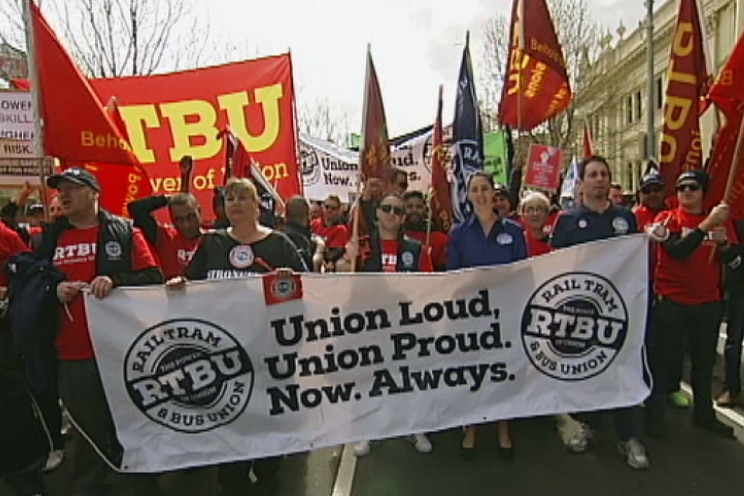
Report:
516,0,525,134
23,0,49,220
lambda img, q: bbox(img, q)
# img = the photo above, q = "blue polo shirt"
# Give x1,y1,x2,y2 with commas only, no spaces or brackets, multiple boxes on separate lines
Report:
447,215,528,269
550,203,637,249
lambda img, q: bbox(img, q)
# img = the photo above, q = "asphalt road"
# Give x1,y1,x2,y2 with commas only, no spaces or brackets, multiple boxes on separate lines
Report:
3,404,744,496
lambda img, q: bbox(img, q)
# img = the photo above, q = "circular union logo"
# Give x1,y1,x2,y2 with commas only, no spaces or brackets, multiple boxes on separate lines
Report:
105,241,122,258
300,147,321,186
270,277,297,301
124,319,254,433
520,272,628,381
229,245,254,269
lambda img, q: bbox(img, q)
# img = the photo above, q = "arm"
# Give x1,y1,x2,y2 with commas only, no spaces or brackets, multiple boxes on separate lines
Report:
446,229,463,270
184,237,208,281
127,195,168,247
549,215,570,249
311,235,325,272
109,229,163,287
514,229,528,261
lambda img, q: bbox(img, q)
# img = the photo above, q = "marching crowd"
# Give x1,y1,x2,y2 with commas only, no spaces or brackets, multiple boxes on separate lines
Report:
0,153,742,496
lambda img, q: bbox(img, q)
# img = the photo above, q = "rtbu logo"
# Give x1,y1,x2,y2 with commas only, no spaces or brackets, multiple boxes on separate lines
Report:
124,319,254,433
521,272,628,381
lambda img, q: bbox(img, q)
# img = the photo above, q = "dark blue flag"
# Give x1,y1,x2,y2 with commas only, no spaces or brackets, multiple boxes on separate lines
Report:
451,33,484,221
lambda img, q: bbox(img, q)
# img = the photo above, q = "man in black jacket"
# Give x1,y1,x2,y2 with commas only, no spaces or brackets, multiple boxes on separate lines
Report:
41,168,163,496
281,196,324,272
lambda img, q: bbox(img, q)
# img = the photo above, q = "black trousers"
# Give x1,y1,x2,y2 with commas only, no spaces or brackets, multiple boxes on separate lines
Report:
648,297,722,422
723,288,744,394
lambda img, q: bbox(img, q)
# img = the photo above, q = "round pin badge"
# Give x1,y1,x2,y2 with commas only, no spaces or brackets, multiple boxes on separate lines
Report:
229,245,255,269
578,219,588,229
105,241,122,259
496,233,514,245
612,217,629,234
401,251,415,267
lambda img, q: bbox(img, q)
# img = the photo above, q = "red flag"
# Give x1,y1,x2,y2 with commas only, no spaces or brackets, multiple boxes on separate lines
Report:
228,130,284,208
499,0,572,131
31,2,138,164
10,78,30,90
360,46,392,182
583,120,596,158
704,30,744,219
430,85,453,233
659,0,710,194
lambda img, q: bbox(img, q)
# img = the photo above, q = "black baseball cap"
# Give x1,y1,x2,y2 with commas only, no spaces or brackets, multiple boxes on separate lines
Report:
640,173,665,190
676,170,709,192
47,168,100,192
26,202,44,214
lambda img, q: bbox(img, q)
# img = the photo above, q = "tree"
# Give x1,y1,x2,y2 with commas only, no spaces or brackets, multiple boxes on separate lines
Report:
0,0,214,77
479,0,605,154
297,96,351,146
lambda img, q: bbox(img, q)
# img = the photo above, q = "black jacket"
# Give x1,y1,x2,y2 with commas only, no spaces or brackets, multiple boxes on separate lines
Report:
360,230,423,273
35,210,163,288
282,222,315,272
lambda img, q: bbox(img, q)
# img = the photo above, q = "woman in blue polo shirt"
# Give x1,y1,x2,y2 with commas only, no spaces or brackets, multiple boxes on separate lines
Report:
447,171,527,461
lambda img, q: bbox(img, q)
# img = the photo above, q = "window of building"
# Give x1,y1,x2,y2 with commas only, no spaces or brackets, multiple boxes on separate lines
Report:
656,77,664,110
626,95,633,124
635,91,642,121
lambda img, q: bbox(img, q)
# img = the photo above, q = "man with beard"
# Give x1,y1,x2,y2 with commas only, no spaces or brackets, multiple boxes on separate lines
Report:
403,191,448,271
311,194,349,271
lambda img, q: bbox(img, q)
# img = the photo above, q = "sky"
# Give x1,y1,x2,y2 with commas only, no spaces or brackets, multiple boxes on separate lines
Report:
207,0,648,137
2,0,650,138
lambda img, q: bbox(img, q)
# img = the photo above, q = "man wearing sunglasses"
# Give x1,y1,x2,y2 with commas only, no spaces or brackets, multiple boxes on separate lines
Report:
311,194,349,271
646,170,740,439
339,193,434,456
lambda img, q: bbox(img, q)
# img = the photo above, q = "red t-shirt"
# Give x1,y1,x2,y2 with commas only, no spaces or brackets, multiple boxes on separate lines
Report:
654,208,736,305
54,226,158,360
380,239,433,273
156,225,201,279
311,218,349,249
404,230,449,271
0,223,29,286
525,230,551,258
634,205,664,231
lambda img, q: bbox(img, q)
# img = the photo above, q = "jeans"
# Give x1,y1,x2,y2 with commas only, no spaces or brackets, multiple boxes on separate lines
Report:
723,289,744,394
575,408,637,442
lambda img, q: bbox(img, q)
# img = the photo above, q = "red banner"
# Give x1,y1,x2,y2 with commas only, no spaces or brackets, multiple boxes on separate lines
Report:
360,48,392,182
89,54,300,219
31,2,139,165
524,144,562,191
499,0,572,131
430,85,452,232
659,0,709,194
704,29,744,219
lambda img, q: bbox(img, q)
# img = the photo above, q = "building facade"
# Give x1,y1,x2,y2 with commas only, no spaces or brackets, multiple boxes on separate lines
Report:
577,0,743,192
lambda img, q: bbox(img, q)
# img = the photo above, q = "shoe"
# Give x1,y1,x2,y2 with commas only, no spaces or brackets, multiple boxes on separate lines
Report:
692,417,735,439
353,440,371,457
41,449,65,472
716,391,739,408
617,439,650,470
565,423,594,454
409,434,433,454
667,391,691,409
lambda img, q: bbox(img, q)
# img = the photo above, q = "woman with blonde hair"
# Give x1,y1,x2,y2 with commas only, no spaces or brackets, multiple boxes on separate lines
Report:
167,178,305,494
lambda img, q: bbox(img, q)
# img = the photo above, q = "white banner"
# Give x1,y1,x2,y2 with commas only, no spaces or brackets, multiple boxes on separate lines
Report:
86,235,649,473
300,131,435,201
0,92,37,159
300,134,360,202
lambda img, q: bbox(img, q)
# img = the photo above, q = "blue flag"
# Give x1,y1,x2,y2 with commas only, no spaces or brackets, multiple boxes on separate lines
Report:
451,34,484,222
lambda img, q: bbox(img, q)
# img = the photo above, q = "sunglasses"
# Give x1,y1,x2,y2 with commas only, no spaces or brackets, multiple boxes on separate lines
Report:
323,204,340,210
379,204,405,215
676,183,701,192
641,186,664,194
